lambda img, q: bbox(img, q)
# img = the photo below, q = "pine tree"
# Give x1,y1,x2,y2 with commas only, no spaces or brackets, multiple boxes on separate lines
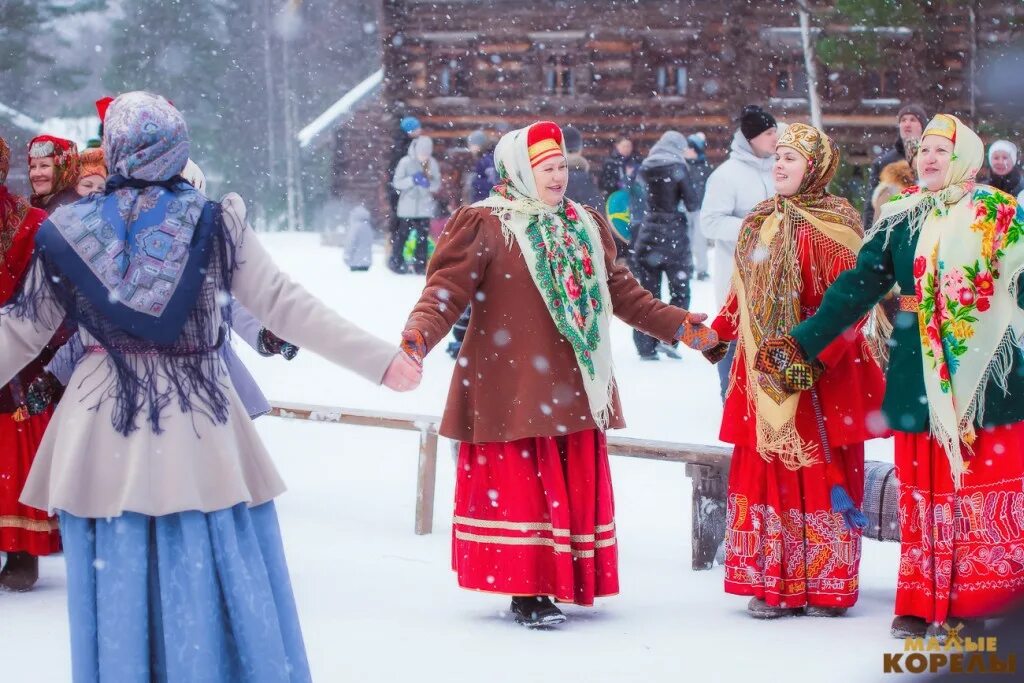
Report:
0,0,108,112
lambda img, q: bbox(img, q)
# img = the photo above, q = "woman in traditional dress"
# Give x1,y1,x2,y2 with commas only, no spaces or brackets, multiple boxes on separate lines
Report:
705,123,887,619
0,91,421,680
400,121,718,628
757,114,1024,638
26,159,298,425
0,136,68,591
28,134,80,212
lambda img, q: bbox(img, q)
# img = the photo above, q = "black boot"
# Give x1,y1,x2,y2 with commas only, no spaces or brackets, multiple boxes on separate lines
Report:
891,615,928,639
510,596,566,628
746,597,802,619
0,552,40,592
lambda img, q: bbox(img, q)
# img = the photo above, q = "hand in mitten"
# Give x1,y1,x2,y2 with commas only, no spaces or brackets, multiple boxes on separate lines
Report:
702,341,731,365
258,328,300,360
26,372,63,416
755,335,823,392
674,312,719,352
413,172,430,188
401,329,427,367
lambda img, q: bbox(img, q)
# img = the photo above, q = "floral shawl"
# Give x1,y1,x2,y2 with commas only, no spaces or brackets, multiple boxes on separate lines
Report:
731,123,865,468
0,137,31,259
873,115,1024,488
473,124,614,429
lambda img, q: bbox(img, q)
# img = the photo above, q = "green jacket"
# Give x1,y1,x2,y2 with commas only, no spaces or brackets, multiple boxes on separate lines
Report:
791,216,1024,433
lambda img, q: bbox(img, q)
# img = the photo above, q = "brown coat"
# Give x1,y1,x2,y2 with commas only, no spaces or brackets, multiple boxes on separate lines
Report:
405,205,688,444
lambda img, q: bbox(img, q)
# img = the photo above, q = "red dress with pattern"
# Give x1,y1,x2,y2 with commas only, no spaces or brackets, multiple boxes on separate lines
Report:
711,224,887,609
0,207,62,556
894,427,1024,623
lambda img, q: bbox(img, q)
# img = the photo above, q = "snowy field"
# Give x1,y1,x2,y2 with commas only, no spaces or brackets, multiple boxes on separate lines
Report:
1,232,908,682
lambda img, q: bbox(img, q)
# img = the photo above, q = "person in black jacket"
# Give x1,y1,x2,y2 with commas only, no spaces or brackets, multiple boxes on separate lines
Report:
563,126,605,211
862,104,927,227
684,133,713,281
631,131,700,360
600,133,642,198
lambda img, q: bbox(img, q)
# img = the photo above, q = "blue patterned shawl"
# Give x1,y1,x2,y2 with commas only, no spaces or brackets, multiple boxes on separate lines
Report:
11,92,236,435
41,92,215,343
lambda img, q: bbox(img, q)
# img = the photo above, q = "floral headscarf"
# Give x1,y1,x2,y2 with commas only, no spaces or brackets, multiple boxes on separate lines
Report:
28,134,79,209
474,122,616,428
887,115,1024,488
103,91,189,181
730,123,865,468
41,91,209,342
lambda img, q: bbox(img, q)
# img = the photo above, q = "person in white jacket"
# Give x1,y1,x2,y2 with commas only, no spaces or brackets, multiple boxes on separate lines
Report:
700,105,782,398
391,136,441,274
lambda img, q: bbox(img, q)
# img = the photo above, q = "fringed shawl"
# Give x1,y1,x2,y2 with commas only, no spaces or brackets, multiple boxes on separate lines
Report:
6,92,238,435
473,124,615,429
871,115,1024,488
731,123,865,469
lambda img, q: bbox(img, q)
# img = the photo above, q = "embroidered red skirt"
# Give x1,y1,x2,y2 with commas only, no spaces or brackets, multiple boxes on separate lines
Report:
894,425,1024,623
724,443,864,609
451,429,618,606
0,408,60,556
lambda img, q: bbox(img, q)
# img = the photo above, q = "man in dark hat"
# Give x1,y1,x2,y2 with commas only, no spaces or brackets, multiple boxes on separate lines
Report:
862,104,928,227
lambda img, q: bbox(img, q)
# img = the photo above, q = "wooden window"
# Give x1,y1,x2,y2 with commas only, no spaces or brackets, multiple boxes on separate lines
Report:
866,69,901,98
646,52,688,97
771,58,808,97
431,55,471,97
655,63,688,96
543,54,574,96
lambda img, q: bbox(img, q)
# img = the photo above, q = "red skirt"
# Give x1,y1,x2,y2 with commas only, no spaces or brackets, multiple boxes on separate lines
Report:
724,443,864,609
0,409,60,556
451,429,618,606
894,425,1024,623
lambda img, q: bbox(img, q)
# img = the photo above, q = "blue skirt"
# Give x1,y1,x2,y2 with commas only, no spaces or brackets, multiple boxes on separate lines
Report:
60,502,311,683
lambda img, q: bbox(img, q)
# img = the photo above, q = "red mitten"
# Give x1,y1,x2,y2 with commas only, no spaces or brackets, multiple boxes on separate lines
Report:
401,329,427,366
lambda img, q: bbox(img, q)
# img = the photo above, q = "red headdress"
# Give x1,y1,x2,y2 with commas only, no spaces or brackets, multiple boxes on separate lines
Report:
27,135,80,209
526,121,565,168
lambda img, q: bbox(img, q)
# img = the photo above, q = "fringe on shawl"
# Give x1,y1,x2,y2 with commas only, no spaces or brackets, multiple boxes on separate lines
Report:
865,195,937,249
484,200,616,430
4,205,238,436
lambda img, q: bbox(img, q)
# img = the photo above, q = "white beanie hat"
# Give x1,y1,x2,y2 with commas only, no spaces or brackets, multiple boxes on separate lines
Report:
988,140,1018,168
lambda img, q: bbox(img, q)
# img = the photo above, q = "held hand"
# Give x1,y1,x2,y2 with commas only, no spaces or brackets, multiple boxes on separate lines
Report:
382,352,423,392
279,342,299,361
674,314,719,352
258,328,300,360
25,371,62,416
412,172,430,188
755,335,823,392
702,341,731,365
401,329,427,367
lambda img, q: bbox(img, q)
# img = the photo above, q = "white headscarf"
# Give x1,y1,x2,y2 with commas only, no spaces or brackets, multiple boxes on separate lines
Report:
473,124,616,428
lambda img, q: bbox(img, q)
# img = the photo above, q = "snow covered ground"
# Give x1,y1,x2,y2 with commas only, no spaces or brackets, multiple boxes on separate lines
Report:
1,233,907,682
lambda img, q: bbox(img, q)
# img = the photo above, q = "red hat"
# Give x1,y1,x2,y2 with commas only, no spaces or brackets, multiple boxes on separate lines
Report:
27,135,80,207
95,96,114,122
28,135,77,163
527,121,564,167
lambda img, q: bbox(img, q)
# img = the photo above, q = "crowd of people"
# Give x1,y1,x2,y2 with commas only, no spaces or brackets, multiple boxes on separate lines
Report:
1,88,1023,681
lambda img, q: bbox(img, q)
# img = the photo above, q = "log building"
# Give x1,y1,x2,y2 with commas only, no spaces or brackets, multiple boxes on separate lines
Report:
312,0,1023,221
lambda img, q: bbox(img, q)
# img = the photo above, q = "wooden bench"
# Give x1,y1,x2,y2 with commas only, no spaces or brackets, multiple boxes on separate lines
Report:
269,401,732,570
